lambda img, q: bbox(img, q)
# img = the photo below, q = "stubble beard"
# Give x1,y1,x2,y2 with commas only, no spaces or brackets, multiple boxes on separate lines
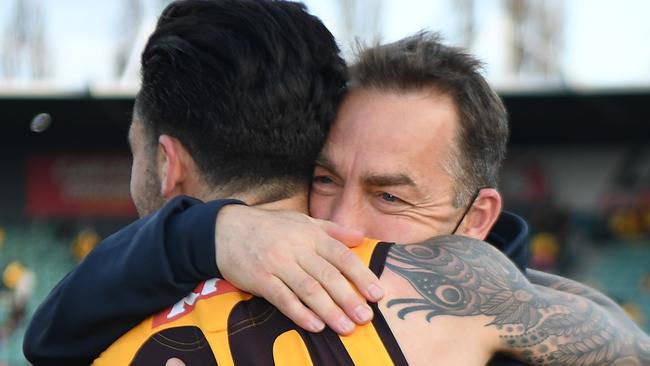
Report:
133,160,167,218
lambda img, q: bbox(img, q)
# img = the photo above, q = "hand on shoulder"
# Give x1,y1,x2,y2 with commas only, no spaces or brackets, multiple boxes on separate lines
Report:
214,205,385,335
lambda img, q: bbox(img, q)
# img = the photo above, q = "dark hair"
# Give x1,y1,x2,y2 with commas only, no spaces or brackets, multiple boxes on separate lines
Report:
350,31,509,207
135,0,347,198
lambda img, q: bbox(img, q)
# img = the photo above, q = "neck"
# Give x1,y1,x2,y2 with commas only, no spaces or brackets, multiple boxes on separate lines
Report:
202,187,309,214
254,194,309,213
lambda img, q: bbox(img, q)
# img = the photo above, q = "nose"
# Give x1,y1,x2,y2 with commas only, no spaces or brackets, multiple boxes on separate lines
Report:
327,193,367,234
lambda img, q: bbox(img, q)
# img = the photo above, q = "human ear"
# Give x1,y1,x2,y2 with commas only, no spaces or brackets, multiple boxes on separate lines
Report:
458,188,502,240
158,134,184,198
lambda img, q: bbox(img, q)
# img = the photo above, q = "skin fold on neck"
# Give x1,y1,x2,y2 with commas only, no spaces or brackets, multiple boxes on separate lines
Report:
203,188,309,215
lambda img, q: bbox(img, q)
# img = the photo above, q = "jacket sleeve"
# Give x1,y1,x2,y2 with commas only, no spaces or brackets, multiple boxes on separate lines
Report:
23,196,243,366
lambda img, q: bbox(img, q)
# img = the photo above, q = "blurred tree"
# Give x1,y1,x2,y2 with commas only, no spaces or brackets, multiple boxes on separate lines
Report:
158,0,173,10
454,0,475,49
506,0,564,80
338,0,383,54
1,0,50,80
113,0,174,82
114,0,144,77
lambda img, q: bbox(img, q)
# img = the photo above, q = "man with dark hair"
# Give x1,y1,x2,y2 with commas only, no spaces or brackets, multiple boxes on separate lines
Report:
25,2,650,366
131,0,344,213
25,0,385,364
131,0,347,213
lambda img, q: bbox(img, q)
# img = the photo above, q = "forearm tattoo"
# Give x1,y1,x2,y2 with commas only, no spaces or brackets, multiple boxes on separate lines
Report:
527,269,618,307
527,268,650,340
385,236,650,365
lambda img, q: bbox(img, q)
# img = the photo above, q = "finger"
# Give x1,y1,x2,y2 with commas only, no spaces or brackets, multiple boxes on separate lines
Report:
257,275,326,333
166,358,186,366
276,264,357,335
299,253,374,326
317,238,385,303
311,218,364,247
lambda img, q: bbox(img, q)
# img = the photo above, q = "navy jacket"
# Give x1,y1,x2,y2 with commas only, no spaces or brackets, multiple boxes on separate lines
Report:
23,196,529,365
485,211,529,366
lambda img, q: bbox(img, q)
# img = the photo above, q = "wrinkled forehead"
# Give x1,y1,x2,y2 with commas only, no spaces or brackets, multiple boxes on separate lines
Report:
319,87,458,186
326,88,457,156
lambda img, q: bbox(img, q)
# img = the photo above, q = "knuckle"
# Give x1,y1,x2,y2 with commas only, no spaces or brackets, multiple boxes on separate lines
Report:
298,276,322,297
243,272,273,296
292,311,315,328
272,288,298,310
335,245,358,266
253,264,276,282
251,268,280,291
319,265,342,283
305,227,325,243
265,250,289,268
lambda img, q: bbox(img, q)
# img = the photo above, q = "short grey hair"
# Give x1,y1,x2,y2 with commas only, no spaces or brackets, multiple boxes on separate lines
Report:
349,31,509,207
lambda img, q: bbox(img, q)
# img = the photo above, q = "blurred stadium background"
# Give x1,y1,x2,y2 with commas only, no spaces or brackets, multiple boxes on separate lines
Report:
1,0,650,364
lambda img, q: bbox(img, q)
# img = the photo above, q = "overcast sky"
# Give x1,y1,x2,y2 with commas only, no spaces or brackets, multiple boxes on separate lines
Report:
1,0,649,91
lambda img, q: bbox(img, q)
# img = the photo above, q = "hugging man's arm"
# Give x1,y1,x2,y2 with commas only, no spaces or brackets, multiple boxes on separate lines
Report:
24,197,238,365
527,268,650,345
24,198,382,365
383,236,650,365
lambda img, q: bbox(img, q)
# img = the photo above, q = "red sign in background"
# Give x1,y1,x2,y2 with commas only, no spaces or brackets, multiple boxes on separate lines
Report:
25,153,137,217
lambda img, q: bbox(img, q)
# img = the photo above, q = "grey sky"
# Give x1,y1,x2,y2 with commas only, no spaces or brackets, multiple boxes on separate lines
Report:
1,0,649,90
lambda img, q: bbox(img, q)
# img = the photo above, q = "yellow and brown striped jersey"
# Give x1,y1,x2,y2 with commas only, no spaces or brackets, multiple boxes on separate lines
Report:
93,238,407,366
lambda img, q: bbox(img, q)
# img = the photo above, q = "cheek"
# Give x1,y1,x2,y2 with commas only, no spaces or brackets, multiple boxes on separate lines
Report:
363,216,406,242
129,158,145,199
129,155,159,214
129,161,139,199
308,191,331,219
366,217,439,244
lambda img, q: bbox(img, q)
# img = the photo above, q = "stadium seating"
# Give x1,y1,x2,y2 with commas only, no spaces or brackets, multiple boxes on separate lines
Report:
0,224,76,366
568,240,650,331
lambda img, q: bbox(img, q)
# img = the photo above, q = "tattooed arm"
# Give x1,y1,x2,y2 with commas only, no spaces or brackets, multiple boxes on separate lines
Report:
383,236,650,365
527,268,646,333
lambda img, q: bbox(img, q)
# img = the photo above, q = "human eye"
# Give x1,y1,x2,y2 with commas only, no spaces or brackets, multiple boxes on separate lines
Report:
311,174,340,195
374,192,408,207
312,175,335,185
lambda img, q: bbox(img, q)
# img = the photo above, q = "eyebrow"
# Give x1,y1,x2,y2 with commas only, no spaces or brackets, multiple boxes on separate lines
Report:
316,154,417,189
315,154,340,176
363,173,416,188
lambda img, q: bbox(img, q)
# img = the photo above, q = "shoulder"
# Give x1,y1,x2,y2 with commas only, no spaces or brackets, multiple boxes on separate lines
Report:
386,235,522,277
378,236,520,364
95,278,250,364
383,235,541,332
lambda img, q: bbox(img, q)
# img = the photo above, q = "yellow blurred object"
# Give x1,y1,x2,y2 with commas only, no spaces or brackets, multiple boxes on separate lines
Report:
621,302,645,326
529,232,561,270
609,208,643,240
530,232,560,257
641,273,650,294
642,209,650,233
3,261,25,290
72,228,101,261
